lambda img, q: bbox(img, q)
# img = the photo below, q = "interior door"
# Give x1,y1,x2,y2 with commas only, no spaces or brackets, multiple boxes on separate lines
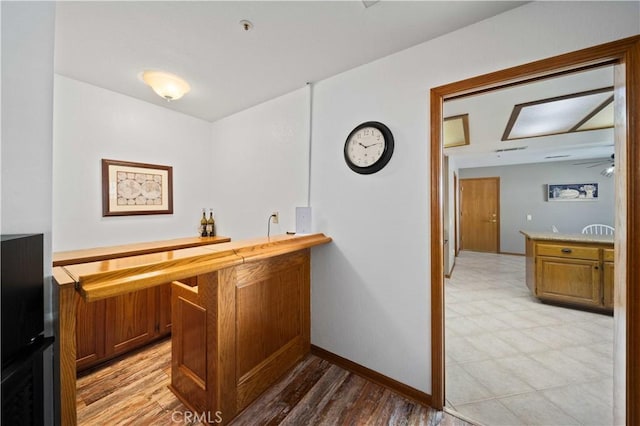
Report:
460,177,500,253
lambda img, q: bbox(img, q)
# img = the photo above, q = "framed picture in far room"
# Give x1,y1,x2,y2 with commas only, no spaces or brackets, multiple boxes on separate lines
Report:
102,159,173,216
547,183,598,201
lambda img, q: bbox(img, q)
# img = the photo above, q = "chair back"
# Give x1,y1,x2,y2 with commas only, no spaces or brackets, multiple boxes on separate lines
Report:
581,224,614,235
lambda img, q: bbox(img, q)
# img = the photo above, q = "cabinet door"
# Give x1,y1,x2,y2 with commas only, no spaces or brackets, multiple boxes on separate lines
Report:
536,256,601,307
76,293,106,370
603,261,614,309
105,288,157,357
157,283,172,336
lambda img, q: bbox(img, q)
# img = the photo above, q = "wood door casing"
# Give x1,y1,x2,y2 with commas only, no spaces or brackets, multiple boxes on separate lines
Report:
430,38,640,419
460,177,500,253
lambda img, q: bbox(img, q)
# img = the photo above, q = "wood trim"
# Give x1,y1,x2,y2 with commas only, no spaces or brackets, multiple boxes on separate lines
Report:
430,84,445,410
53,267,78,426
310,345,432,407
454,172,459,256
444,259,456,279
430,35,640,424
53,236,231,266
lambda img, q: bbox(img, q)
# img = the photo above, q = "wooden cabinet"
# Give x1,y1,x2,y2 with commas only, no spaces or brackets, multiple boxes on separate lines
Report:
603,248,615,309
522,233,613,313
76,283,172,371
536,256,601,307
75,293,105,371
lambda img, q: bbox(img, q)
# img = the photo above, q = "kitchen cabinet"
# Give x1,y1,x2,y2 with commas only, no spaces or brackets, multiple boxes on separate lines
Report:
603,248,615,309
521,231,613,313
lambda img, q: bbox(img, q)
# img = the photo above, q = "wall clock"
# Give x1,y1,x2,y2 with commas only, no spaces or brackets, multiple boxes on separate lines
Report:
344,121,394,174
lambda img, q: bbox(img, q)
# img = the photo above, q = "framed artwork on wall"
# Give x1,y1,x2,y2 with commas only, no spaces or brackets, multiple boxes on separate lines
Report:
547,183,598,201
102,159,173,216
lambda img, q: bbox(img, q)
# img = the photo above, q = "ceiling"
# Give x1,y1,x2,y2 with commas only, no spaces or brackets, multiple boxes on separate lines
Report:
54,1,526,122
443,66,615,169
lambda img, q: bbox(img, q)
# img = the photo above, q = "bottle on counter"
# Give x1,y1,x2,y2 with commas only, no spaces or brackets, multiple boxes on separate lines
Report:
200,208,208,237
207,209,216,237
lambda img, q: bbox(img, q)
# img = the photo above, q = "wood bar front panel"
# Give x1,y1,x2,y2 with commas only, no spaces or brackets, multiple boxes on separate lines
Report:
171,280,209,412
234,250,310,411
170,249,312,424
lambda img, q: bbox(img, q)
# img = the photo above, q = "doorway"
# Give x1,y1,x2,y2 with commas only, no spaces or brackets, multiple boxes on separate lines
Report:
460,177,500,253
430,35,640,425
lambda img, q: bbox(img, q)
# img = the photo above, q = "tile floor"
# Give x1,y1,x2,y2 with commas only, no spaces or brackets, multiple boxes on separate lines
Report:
445,251,615,426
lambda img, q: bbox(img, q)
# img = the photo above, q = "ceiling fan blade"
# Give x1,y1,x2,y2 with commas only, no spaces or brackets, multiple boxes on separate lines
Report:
586,162,607,168
573,160,604,165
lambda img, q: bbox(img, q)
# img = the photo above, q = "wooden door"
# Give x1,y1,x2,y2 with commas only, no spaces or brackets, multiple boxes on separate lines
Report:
105,288,157,357
460,177,500,252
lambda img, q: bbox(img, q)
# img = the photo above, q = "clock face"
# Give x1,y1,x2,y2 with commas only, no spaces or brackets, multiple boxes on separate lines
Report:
344,121,394,174
345,127,385,168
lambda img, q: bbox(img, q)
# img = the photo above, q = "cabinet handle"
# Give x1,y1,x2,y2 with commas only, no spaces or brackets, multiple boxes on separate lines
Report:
595,266,599,270
561,248,572,253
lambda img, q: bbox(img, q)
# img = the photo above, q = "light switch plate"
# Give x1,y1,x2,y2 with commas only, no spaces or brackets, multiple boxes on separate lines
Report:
296,207,312,234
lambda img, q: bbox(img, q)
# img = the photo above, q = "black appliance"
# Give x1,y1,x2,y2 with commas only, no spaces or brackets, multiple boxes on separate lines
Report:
1,233,53,425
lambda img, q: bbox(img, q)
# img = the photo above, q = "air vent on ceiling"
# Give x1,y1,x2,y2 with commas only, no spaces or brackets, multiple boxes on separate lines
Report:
545,155,570,159
495,146,527,153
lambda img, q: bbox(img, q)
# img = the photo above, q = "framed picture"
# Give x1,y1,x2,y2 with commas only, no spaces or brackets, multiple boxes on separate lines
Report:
102,159,173,216
547,183,598,201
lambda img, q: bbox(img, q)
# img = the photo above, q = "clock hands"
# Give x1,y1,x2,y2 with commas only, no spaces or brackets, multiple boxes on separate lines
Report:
358,142,382,149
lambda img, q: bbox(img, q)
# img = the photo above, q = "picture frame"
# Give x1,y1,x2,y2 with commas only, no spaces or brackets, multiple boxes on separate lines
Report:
102,159,173,216
547,183,598,201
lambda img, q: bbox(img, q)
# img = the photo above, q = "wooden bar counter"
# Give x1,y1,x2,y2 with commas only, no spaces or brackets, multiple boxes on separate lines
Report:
53,233,331,425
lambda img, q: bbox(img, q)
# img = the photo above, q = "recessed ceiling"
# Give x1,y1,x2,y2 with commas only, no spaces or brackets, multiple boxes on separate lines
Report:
53,1,526,122
502,87,613,140
443,66,615,169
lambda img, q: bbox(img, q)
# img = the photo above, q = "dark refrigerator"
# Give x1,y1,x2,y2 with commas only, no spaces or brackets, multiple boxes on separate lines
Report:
1,234,54,425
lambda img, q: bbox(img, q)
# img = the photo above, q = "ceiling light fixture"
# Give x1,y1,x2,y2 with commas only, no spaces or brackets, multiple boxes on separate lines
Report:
141,70,190,101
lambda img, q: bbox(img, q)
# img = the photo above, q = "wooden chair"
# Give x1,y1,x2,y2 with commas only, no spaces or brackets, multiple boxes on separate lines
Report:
581,224,615,235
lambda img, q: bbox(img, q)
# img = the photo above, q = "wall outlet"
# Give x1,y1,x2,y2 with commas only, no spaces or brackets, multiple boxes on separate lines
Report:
272,211,279,224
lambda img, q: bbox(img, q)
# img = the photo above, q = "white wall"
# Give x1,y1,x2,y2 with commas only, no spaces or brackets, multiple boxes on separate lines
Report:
1,2,56,424
460,160,616,254
53,75,213,251
210,87,310,240
308,1,639,395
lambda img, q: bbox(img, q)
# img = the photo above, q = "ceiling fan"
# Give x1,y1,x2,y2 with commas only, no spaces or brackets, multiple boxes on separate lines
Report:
572,154,615,176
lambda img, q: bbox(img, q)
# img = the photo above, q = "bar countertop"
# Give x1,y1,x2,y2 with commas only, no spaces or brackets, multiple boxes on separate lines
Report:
56,233,332,302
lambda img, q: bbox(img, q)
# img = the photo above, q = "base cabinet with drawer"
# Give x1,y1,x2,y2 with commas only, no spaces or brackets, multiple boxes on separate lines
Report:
522,232,613,313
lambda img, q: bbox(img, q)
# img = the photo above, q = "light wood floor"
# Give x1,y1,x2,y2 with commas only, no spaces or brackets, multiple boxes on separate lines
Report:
76,338,472,425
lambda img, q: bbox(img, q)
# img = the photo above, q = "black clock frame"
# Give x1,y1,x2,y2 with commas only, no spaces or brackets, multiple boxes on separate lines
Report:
344,121,394,174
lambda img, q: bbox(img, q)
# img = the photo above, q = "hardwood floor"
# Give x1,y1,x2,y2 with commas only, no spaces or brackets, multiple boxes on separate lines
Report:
76,338,472,425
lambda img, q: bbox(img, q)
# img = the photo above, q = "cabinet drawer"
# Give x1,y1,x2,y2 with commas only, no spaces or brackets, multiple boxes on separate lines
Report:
536,243,600,260
603,248,615,262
